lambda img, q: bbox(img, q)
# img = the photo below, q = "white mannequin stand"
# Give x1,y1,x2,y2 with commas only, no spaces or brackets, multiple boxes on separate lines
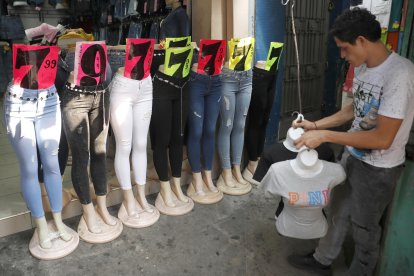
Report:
154,65,194,215
216,62,252,196
114,67,160,228
186,64,224,204
290,149,324,178
242,60,266,185
67,72,123,243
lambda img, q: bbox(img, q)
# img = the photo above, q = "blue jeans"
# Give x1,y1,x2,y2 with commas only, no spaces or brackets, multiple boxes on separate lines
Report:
217,67,253,168
4,85,62,218
187,71,222,173
108,49,126,79
128,21,142,38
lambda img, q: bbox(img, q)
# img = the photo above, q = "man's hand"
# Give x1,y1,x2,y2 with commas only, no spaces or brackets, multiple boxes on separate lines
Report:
294,130,326,149
292,119,317,131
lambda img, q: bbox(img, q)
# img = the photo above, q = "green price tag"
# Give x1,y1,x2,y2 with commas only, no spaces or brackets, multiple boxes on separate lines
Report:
228,37,255,71
164,45,194,78
165,36,191,49
265,42,284,71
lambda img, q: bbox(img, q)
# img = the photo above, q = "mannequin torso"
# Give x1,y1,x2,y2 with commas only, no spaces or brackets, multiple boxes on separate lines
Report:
255,60,266,70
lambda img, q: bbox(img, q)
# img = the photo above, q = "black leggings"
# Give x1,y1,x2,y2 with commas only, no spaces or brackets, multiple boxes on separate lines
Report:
150,71,189,182
245,67,278,161
253,142,336,182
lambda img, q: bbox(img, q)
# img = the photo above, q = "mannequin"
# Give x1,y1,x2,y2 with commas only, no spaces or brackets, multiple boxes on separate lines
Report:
186,62,224,204
110,57,160,228
261,149,346,239
290,149,324,178
62,71,123,242
4,44,78,259
216,37,255,195
150,60,194,215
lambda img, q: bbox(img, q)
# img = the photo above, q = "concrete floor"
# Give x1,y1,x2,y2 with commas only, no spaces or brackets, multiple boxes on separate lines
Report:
0,186,348,276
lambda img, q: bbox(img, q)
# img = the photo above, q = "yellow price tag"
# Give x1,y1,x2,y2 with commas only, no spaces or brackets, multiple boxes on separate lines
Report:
164,45,193,78
265,42,284,71
165,36,191,49
228,37,255,71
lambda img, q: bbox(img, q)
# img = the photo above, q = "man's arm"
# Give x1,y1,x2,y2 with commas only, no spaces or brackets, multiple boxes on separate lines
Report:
294,114,403,150
293,103,354,130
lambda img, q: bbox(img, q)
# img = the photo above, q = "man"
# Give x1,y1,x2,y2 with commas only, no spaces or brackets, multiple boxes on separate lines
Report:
288,8,414,276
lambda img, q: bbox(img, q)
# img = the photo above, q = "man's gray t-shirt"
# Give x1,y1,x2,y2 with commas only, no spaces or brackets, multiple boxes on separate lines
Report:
261,160,346,239
348,52,414,167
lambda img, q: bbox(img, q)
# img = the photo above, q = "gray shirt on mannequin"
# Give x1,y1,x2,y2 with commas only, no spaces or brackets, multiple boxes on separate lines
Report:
261,160,346,239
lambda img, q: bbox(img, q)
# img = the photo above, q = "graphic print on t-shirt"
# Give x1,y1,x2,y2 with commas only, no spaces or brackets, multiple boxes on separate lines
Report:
349,77,382,159
288,189,330,206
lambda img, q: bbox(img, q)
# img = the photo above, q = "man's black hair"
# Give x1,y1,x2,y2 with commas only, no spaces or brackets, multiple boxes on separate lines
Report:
330,8,381,44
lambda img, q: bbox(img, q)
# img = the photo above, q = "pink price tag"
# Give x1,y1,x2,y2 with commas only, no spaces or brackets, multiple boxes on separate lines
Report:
197,40,226,76
124,38,154,80
74,41,108,86
12,44,59,90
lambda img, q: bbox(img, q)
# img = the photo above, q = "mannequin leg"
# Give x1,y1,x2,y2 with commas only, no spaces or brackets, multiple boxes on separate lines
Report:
52,212,72,241
191,172,205,195
247,160,259,175
232,165,248,185
82,203,102,233
136,185,154,212
202,170,218,193
171,177,189,202
96,195,117,226
221,168,237,188
159,181,176,207
122,189,138,216
34,217,52,249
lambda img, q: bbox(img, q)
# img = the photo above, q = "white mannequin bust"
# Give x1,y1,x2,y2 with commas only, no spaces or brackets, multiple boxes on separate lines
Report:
255,60,266,69
290,149,324,178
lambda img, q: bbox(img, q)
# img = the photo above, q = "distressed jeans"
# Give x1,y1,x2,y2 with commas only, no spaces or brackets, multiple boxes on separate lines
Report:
314,151,404,276
187,71,222,173
217,67,253,168
61,83,110,205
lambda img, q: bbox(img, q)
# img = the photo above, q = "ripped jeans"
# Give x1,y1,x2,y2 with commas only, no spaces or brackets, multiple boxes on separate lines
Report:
217,67,253,169
187,71,222,173
4,85,62,218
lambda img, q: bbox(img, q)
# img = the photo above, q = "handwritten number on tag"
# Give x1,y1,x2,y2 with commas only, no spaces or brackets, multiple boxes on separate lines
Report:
15,47,50,89
128,40,152,80
80,44,106,86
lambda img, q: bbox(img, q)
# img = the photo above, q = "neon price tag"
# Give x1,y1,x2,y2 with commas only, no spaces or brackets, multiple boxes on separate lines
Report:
265,42,284,71
13,44,59,90
165,36,191,49
228,37,255,71
197,40,226,76
74,41,108,86
164,45,193,78
124,38,154,80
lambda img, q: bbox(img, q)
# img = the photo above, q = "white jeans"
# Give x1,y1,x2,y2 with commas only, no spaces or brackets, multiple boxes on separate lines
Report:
109,73,153,189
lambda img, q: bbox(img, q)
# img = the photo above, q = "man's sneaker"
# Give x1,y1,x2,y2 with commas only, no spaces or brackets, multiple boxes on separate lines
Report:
287,252,332,275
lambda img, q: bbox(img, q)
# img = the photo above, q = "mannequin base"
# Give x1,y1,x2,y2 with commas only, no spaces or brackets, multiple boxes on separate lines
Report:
118,200,160,228
29,221,79,260
242,169,260,185
155,193,194,216
217,176,252,196
186,182,224,204
77,213,123,244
